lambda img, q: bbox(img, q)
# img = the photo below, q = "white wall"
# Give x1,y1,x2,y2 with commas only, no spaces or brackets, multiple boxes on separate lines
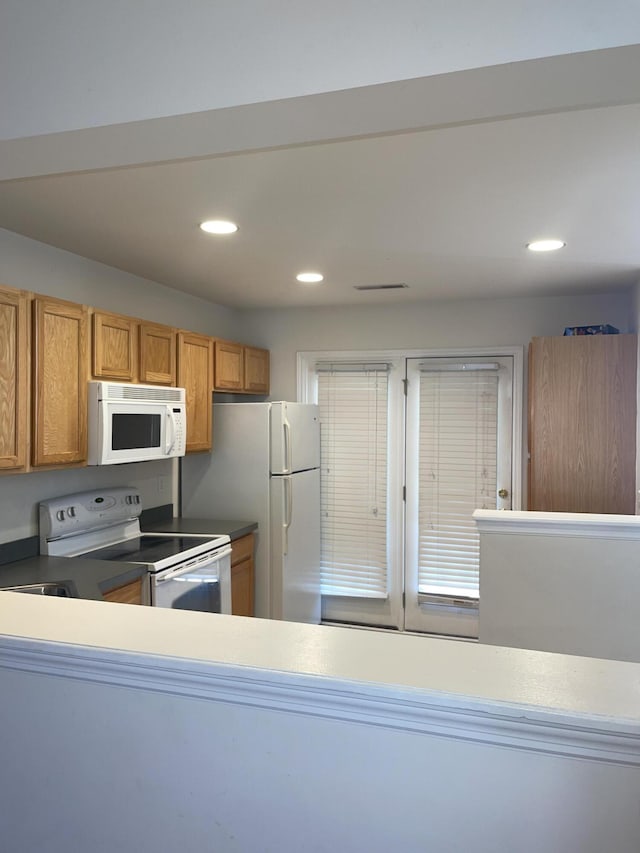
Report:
242,290,633,400
477,513,640,662
2,598,640,853
2,1,639,140
0,228,241,543
0,228,239,337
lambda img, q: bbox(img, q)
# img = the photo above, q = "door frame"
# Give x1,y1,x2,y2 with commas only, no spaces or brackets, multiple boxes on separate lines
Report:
297,346,524,631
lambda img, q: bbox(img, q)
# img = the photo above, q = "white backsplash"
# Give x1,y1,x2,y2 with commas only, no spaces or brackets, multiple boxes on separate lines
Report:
0,459,174,544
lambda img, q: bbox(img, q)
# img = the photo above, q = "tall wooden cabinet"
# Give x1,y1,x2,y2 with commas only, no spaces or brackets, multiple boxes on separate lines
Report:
32,296,88,467
0,286,28,471
528,334,637,514
177,331,214,452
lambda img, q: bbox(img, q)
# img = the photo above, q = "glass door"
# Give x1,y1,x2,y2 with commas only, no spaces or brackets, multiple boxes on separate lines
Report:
404,356,514,637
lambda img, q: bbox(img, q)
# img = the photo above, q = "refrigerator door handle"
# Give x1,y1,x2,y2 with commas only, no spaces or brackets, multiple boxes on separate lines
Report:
283,416,292,474
283,476,293,555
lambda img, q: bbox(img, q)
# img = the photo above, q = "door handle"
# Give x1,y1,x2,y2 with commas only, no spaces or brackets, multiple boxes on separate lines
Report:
165,410,176,454
498,488,509,499
283,476,292,555
283,417,292,474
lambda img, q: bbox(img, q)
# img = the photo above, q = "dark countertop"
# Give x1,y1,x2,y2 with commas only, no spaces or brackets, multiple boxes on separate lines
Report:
143,518,258,541
0,516,257,602
0,555,147,601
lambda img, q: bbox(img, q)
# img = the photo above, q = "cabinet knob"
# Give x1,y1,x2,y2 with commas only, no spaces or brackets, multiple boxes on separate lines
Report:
498,488,509,499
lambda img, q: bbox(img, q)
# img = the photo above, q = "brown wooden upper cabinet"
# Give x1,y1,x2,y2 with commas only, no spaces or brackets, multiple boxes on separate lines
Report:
214,339,270,394
214,339,244,391
0,285,28,471
32,295,88,467
177,331,214,452
92,310,138,381
244,346,270,394
528,334,637,514
139,322,176,385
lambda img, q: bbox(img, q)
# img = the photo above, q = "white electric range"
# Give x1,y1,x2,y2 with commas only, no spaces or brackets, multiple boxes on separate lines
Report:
39,487,232,613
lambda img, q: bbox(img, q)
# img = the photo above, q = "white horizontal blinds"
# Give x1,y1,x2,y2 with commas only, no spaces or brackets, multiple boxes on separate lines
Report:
418,363,499,598
316,364,389,598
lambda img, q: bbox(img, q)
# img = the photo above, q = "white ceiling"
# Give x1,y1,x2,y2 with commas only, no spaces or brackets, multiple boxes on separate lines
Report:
1,88,639,309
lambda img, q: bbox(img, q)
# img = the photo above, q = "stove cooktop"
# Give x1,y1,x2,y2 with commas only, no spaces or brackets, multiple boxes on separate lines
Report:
82,534,221,565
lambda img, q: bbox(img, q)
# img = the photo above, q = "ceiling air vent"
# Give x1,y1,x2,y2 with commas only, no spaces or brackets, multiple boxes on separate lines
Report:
354,283,409,291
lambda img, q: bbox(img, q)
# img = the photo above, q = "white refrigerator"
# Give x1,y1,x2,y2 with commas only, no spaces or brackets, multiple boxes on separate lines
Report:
181,402,321,623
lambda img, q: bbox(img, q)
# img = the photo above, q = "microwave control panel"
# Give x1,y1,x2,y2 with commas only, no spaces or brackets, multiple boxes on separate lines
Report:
172,408,186,455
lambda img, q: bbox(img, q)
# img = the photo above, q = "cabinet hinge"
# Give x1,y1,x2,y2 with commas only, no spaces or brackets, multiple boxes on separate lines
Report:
403,378,408,396
403,485,406,501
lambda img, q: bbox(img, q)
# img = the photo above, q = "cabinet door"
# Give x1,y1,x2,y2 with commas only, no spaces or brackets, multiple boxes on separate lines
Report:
102,578,144,605
231,533,255,617
214,340,244,391
177,331,213,452
529,334,637,513
244,346,270,394
0,286,28,470
92,311,137,381
32,296,88,467
139,323,176,385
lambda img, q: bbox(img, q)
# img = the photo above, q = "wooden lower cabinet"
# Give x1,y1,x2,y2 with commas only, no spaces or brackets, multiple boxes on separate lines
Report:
0,285,28,471
32,295,88,467
102,577,144,605
231,533,255,617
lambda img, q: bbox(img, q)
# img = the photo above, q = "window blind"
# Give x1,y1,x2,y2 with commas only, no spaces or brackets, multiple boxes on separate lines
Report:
316,365,389,598
417,365,498,598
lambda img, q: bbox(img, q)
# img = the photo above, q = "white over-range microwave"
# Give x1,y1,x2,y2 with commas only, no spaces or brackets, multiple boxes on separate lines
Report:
87,381,187,465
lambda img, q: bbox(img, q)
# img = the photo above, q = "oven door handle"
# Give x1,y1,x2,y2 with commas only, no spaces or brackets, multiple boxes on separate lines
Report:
154,547,232,584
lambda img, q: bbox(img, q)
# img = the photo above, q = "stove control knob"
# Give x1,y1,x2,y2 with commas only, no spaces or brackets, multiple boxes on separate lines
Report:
56,510,65,521
67,506,76,518
135,495,141,504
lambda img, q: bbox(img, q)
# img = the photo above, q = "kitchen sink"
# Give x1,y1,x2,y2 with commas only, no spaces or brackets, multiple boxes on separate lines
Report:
1,582,75,597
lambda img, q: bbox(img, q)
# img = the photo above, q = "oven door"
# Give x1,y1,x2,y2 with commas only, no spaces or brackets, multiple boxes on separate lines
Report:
150,546,232,614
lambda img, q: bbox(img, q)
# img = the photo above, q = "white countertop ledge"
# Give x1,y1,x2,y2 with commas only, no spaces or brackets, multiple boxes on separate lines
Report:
473,508,640,538
1,592,640,756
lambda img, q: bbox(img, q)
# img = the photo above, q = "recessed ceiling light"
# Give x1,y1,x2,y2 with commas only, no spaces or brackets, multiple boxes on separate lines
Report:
526,239,565,252
199,220,239,235
296,272,324,283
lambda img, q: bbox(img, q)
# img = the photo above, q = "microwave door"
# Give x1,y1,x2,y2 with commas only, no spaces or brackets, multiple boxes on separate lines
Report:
95,402,170,465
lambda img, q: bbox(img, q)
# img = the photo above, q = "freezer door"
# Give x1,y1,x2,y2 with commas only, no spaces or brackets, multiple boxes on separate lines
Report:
270,402,320,474
270,468,321,623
